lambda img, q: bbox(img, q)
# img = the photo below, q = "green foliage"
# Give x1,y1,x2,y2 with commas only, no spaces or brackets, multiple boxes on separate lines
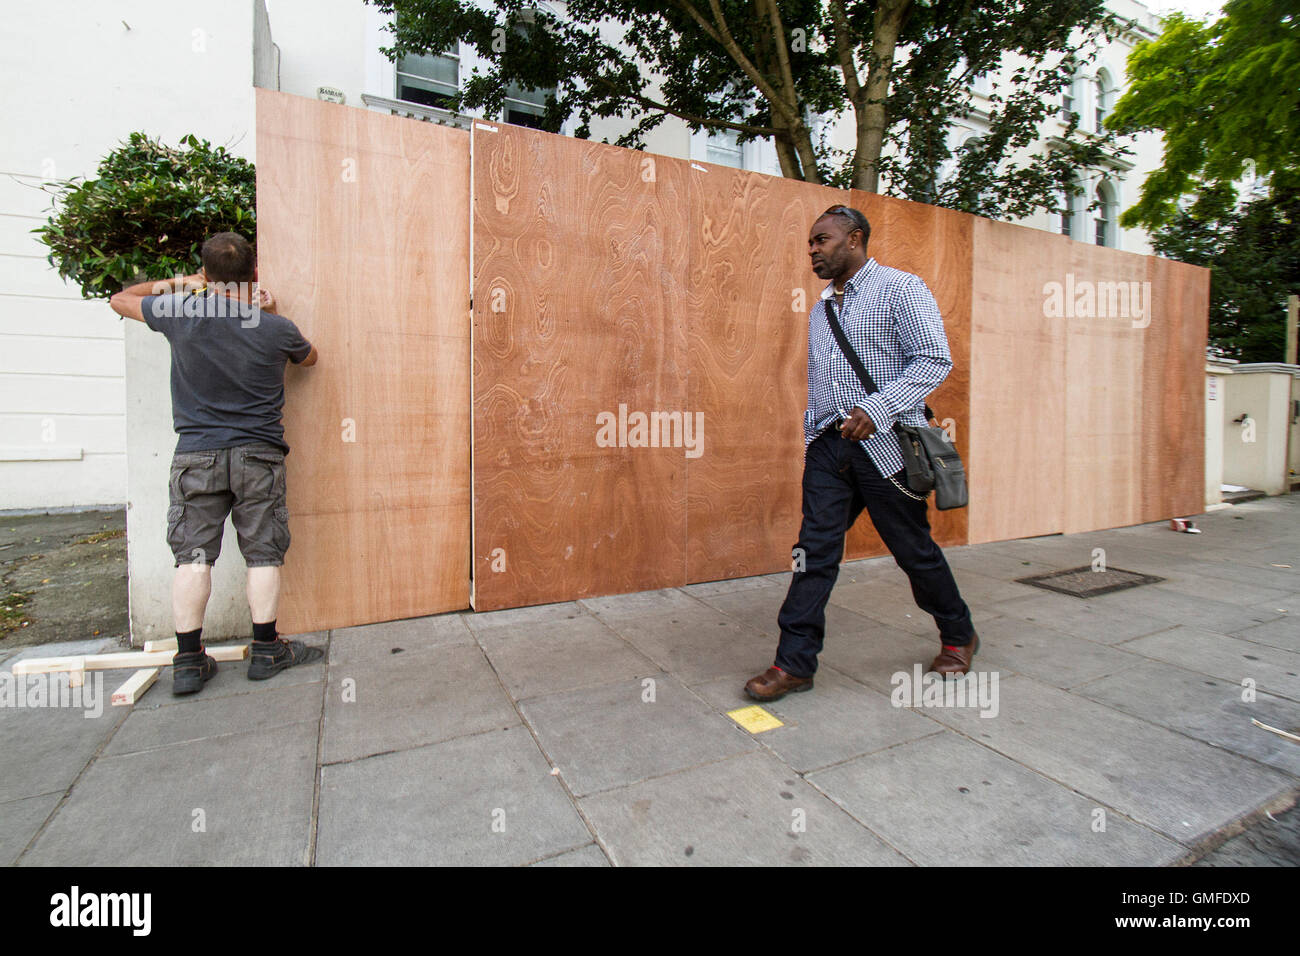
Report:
369,0,1123,221
32,132,256,300
1107,0,1300,230
1151,185,1299,362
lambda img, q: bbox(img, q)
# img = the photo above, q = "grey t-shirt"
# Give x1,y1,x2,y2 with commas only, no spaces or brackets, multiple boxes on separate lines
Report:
141,291,312,453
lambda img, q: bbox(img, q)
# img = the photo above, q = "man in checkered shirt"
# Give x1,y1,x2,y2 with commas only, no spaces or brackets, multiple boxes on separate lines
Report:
745,205,978,702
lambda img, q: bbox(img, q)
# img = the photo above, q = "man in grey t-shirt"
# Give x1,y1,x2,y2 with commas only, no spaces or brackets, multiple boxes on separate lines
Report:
110,232,322,694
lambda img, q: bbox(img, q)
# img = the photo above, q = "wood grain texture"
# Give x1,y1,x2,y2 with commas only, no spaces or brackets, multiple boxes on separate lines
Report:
255,90,471,631
471,123,692,610
1062,241,1149,534
685,167,847,583
968,217,1069,543
1141,256,1209,521
843,191,973,560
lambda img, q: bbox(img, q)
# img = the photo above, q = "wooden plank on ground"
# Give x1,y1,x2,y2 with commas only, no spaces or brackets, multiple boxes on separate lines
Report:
255,89,472,630
12,644,248,675
111,668,160,706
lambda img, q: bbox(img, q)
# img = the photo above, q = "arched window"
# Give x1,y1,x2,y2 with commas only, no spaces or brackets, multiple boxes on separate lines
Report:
1056,187,1074,238
1095,180,1117,247
1060,73,1079,121
1095,69,1114,131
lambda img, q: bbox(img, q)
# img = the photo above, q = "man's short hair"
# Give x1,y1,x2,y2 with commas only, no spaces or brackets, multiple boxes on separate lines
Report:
201,232,256,284
819,205,871,246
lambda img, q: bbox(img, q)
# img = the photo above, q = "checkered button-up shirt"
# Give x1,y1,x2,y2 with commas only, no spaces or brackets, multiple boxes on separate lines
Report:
805,258,953,477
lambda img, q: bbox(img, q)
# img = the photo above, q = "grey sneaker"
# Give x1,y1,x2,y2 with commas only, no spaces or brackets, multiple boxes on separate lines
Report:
247,638,324,680
172,650,218,695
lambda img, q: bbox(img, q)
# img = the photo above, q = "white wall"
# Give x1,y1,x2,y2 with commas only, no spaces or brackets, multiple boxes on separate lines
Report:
1,1,261,511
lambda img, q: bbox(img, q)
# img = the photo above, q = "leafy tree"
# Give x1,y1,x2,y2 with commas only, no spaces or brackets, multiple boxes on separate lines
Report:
369,0,1125,219
33,133,256,299
1151,185,1298,362
1106,0,1300,230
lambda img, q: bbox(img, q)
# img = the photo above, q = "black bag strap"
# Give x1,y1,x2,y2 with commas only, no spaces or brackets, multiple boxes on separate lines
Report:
824,299,936,423
824,299,880,395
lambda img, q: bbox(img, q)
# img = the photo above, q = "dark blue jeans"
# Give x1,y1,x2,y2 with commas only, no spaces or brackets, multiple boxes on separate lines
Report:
775,430,974,678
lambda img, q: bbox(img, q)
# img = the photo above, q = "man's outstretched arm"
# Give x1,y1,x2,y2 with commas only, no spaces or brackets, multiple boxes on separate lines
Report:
109,273,205,322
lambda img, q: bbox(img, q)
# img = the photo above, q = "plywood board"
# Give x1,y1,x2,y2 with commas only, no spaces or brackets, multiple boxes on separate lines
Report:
1141,256,1209,521
685,165,847,582
1062,241,1149,534
255,90,472,630
471,123,692,610
968,217,1070,543
842,191,973,560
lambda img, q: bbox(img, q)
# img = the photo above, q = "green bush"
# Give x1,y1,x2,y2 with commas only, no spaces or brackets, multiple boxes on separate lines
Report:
33,132,256,299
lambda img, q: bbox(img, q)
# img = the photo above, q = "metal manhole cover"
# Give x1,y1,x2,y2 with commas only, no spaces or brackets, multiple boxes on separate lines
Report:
1015,566,1164,598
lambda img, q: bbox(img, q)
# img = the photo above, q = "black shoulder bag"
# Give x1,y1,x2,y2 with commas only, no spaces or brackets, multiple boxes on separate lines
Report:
824,300,968,510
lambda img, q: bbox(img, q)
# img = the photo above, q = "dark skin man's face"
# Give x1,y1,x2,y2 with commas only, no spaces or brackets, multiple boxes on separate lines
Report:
808,215,866,283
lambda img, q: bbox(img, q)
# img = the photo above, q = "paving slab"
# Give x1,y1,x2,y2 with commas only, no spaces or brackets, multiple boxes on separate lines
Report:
682,575,787,597
1151,572,1295,608
1232,615,1300,653
462,601,587,633
1074,660,1300,777
1090,585,1284,635
329,614,474,666
691,666,940,773
529,843,610,867
581,750,910,866
598,606,776,686
579,587,704,623
21,721,318,866
475,613,658,701
817,621,942,694
972,616,1143,689
0,792,62,865
920,675,1296,843
0,677,129,802
519,674,756,797
322,642,518,765
828,578,1003,637
105,680,323,756
809,730,1184,866
1119,626,1300,703
145,635,328,701
316,725,591,866
988,591,1178,645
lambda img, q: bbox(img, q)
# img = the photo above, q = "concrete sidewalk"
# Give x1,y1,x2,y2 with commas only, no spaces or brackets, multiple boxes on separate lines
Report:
3,497,1297,866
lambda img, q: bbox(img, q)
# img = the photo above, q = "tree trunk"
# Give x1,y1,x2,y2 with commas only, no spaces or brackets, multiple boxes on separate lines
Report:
854,0,910,192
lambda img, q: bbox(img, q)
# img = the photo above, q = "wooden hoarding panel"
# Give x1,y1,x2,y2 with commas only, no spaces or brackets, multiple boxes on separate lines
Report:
255,90,471,631
685,166,847,582
968,218,1069,543
471,124,692,610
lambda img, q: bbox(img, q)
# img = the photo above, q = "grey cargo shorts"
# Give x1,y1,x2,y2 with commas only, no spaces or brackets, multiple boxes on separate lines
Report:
166,443,291,568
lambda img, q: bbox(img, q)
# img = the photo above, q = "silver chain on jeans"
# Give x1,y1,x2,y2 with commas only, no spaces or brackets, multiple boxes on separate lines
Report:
888,472,929,502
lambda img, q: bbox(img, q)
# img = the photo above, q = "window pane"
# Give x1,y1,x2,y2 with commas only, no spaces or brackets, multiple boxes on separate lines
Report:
398,52,458,86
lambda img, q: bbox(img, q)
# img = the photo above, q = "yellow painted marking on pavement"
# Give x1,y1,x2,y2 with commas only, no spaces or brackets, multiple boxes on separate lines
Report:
727,705,784,734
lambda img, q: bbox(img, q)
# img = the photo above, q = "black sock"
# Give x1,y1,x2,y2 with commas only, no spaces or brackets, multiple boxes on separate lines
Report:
252,620,278,643
177,628,203,655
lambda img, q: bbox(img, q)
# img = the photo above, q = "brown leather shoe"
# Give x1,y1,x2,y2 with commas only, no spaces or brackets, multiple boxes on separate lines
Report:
929,635,979,677
744,666,813,702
